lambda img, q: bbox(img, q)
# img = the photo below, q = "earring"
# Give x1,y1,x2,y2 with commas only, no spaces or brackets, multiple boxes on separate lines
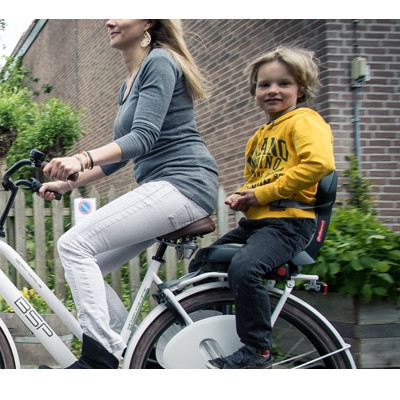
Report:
141,31,151,48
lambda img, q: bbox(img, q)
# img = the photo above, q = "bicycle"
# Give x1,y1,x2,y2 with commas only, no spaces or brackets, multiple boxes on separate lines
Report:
0,150,356,369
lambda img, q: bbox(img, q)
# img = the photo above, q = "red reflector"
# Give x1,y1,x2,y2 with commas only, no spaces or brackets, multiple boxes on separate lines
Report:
277,267,287,276
322,283,328,295
316,220,327,243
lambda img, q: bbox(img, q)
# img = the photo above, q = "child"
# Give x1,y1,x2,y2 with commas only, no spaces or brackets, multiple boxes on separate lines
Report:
205,46,335,369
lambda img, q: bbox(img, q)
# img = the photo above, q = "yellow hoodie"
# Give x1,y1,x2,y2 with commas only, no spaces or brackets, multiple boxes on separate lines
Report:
237,107,335,220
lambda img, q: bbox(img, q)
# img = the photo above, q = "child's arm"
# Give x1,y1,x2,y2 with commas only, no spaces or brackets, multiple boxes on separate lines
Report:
225,189,260,212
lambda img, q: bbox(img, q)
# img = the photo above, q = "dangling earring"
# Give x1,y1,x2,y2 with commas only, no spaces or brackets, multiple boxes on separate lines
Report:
141,31,151,48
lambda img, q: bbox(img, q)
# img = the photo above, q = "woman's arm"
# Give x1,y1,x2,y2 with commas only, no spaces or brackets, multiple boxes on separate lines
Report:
38,142,122,201
42,142,122,182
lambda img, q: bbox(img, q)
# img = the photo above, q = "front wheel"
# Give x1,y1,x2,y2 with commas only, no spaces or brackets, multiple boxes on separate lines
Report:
0,325,17,369
128,287,355,369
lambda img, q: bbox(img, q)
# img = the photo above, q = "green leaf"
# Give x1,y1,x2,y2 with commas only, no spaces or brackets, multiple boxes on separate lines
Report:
373,287,388,297
377,273,394,284
350,259,365,271
361,284,372,301
376,262,391,273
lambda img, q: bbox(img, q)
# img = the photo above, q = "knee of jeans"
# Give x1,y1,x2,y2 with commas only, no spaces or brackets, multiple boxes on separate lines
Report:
229,256,266,287
57,230,82,260
227,254,247,283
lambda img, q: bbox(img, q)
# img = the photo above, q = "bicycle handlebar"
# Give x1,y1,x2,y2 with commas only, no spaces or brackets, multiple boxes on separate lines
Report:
0,150,74,237
2,149,78,199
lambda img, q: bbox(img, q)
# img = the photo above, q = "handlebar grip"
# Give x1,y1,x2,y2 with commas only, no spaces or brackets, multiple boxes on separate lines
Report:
67,172,79,182
49,191,62,201
30,178,62,201
41,161,79,182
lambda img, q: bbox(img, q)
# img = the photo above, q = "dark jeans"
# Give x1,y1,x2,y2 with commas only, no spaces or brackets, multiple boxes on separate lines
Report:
212,217,316,350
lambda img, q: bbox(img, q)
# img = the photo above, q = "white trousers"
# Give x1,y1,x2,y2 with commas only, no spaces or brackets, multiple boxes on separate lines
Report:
57,181,209,354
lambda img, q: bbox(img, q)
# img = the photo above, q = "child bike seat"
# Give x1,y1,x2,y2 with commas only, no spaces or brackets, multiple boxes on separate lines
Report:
189,171,338,280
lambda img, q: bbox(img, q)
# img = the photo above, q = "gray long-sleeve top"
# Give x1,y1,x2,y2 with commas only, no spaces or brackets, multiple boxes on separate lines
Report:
101,48,218,215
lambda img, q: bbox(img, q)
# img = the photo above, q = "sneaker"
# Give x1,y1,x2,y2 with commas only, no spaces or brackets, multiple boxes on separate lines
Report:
205,345,272,369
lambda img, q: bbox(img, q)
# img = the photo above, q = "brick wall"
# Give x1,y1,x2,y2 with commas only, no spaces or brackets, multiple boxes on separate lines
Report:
20,19,400,231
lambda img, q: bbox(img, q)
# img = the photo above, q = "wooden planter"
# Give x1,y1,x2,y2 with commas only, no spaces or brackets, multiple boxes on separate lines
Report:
295,291,400,368
0,312,74,369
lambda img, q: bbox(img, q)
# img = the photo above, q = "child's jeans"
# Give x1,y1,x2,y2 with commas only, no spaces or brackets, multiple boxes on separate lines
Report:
57,180,209,354
212,217,316,350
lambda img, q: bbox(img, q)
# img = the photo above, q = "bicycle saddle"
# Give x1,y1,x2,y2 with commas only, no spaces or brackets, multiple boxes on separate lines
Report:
158,216,215,240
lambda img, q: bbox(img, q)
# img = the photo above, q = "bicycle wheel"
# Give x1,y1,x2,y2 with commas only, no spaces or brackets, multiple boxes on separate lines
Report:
128,287,354,369
0,326,17,369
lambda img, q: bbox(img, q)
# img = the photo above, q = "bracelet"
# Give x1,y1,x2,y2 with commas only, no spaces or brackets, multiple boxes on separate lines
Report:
81,152,90,169
82,151,94,170
67,180,74,190
86,151,94,169
74,154,85,172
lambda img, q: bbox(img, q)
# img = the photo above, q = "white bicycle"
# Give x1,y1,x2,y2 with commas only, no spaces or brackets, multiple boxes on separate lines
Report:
0,150,356,369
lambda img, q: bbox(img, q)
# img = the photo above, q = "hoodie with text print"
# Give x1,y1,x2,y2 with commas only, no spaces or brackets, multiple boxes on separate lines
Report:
236,107,335,220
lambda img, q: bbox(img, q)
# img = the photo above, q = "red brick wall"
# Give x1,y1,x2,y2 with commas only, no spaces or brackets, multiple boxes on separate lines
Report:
20,19,400,231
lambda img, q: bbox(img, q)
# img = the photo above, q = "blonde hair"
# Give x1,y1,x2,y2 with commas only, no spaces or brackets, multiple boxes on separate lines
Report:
246,46,321,103
149,20,209,100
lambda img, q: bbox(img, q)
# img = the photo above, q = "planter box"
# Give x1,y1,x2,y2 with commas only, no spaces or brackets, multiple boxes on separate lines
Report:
1,312,74,369
295,291,400,368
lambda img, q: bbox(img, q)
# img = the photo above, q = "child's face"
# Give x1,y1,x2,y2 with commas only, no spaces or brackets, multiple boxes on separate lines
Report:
255,60,303,121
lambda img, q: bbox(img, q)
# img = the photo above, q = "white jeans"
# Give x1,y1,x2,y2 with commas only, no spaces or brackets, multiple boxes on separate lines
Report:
57,181,209,354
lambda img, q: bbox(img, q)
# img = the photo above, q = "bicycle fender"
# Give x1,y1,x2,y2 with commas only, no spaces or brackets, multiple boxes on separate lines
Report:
0,315,21,368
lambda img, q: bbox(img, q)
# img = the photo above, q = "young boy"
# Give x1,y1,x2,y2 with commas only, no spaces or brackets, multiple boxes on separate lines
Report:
206,46,335,369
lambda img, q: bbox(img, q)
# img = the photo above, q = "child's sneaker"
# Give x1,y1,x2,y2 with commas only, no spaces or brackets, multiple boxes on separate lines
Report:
205,345,272,369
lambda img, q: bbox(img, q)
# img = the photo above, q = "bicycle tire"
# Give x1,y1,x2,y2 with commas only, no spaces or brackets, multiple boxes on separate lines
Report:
0,326,17,369
128,287,354,369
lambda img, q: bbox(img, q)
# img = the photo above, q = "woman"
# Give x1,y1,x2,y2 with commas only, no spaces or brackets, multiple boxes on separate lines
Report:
39,19,218,369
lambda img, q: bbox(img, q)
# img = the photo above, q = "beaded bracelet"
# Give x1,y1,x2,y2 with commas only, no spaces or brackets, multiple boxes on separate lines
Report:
67,180,74,190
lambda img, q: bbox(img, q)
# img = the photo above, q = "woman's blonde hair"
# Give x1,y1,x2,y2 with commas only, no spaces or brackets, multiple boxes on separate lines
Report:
149,20,209,100
246,45,321,103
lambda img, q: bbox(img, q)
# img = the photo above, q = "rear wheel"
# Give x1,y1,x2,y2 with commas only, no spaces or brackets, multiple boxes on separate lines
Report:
128,287,355,369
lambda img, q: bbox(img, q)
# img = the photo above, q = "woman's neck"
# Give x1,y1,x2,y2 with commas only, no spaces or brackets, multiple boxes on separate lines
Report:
121,46,150,77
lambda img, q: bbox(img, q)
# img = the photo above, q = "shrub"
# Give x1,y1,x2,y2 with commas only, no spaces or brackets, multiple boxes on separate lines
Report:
304,206,400,301
304,156,400,302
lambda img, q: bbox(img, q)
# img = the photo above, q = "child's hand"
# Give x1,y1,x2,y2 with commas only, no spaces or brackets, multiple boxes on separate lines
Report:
225,190,260,212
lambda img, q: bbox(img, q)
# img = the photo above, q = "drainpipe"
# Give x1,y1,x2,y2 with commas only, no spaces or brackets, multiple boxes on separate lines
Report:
350,20,368,175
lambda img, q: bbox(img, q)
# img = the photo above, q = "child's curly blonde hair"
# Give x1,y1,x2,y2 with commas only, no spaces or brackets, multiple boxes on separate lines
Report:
246,45,321,104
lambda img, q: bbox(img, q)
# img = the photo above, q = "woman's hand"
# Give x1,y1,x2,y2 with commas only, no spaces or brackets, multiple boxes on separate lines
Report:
42,156,82,182
225,189,260,212
38,181,69,201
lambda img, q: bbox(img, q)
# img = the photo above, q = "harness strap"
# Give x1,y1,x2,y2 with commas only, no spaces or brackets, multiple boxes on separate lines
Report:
269,199,333,210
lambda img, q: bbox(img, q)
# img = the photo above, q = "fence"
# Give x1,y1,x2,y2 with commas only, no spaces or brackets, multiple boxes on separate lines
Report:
0,185,237,306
